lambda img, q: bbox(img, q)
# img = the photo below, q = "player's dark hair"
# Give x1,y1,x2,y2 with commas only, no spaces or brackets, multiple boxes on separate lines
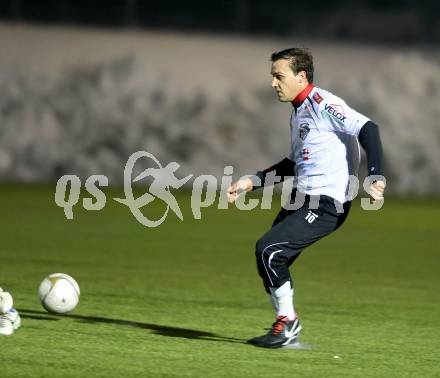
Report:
271,48,314,83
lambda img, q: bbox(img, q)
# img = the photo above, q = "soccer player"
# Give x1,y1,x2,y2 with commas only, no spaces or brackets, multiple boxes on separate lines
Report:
227,48,385,348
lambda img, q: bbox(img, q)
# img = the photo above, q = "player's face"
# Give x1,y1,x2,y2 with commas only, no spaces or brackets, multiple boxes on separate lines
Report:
271,59,306,102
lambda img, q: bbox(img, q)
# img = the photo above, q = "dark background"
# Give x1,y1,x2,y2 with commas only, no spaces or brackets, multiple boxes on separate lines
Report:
1,0,439,43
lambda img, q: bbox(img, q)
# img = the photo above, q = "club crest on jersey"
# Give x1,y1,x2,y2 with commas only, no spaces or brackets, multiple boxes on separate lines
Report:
312,92,323,104
324,103,347,122
299,123,310,141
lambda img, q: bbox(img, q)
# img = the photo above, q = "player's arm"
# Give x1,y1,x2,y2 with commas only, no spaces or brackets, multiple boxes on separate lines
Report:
227,157,296,203
318,95,386,201
358,121,386,201
252,157,296,190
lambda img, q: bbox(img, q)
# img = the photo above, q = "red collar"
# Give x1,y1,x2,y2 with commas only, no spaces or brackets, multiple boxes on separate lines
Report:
291,83,314,108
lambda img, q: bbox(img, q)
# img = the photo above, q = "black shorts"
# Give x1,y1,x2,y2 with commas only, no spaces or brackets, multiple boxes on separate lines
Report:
255,194,351,291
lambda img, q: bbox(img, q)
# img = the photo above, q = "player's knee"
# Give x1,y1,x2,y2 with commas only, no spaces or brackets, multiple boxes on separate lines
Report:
269,253,285,269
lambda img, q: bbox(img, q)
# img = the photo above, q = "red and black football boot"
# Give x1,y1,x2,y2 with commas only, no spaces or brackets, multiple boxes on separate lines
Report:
248,315,301,348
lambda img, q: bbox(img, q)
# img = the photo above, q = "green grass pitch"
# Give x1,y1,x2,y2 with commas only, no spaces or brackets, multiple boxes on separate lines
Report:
1,185,439,377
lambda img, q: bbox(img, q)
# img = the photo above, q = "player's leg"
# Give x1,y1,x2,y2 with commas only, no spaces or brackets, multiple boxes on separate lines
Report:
256,207,289,295
249,207,308,347
251,197,351,348
249,207,296,345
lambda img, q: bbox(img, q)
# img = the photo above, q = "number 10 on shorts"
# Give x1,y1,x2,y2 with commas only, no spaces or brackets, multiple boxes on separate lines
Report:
305,211,318,223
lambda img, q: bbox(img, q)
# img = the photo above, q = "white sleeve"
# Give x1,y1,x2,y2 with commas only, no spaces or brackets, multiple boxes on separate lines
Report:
319,95,369,136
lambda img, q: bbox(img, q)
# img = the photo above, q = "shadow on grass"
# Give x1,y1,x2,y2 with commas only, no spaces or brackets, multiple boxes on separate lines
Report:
18,308,245,344
20,314,59,321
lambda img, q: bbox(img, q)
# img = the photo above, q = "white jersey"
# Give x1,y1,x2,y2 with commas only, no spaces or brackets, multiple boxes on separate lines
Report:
288,85,369,204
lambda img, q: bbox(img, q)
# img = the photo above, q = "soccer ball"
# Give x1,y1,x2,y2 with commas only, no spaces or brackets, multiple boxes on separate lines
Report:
38,273,80,314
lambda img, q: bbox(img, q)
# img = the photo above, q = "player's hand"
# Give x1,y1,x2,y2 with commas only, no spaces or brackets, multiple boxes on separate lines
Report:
227,178,253,203
368,180,386,202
